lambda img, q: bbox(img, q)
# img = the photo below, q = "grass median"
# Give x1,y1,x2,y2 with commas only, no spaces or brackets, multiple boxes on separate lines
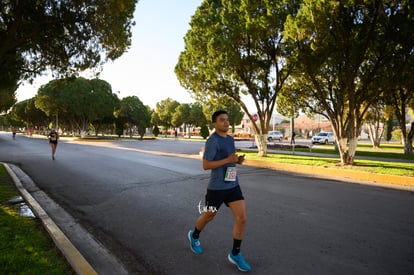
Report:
242,151,413,177
241,142,414,177
0,164,74,274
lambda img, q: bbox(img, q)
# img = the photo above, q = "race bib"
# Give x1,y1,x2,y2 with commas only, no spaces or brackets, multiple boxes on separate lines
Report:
224,167,237,181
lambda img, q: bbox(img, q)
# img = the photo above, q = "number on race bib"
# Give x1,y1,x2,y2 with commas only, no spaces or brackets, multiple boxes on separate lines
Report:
224,167,237,181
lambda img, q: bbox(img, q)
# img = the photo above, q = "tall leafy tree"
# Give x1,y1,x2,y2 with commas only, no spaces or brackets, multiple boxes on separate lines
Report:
175,0,294,156
226,101,245,134
172,103,191,136
283,0,414,164
0,69,18,113
363,100,388,148
380,5,414,154
10,98,49,129
34,78,66,127
150,111,161,128
0,0,137,111
388,87,414,153
154,98,180,130
172,103,209,138
60,78,97,134
0,112,23,129
9,99,28,125
202,96,244,133
0,50,22,112
137,105,151,138
88,79,120,136
114,96,150,138
189,102,208,128
35,77,118,136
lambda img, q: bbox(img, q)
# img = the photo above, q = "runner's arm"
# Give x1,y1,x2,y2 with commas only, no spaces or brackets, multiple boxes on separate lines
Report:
203,153,239,170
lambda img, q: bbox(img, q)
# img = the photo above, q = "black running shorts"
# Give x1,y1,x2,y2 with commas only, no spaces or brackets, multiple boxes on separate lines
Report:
205,185,244,210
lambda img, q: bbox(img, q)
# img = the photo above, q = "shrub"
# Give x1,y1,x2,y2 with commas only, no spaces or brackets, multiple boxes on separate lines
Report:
200,125,210,139
153,126,160,137
391,129,402,143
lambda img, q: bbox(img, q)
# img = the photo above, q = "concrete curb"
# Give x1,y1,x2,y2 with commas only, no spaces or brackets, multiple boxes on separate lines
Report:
3,163,98,275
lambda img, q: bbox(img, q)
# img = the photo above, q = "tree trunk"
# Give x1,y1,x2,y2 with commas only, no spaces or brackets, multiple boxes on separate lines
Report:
347,137,358,163
336,134,358,165
255,134,267,157
336,138,347,165
366,122,382,148
404,121,414,155
405,142,413,154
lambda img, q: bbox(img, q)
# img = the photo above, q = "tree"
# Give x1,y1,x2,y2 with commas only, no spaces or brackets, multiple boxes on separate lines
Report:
9,100,28,125
0,0,137,111
10,98,49,130
137,105,151,139
200,124,210,139
171,103,191,138
277,78,301,137
172,102,209,138
88,79,120,136
172,103,191,130
0,72,17,113
189,102,208,128
380,7,414,154
115,117,126,138
154,98,180,130
175,0,294,156
0,112,23,129
150,112,161,128
224,101,244,134
389,88,414,153
153,125,160,137
114,96,150,138
283,0,414,164
363,101,388,148
201,97,244,133
384,115,395,142
34,78,66,128
35,77,118,137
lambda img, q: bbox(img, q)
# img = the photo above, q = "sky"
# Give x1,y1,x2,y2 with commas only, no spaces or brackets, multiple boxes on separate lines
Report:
16,0,203,109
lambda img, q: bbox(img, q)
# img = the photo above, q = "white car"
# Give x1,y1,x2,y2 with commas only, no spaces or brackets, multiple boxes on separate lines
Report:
311,132,335,144
267,131,283,142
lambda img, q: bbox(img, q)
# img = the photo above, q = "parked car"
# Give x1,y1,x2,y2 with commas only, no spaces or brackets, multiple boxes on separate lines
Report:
267,131,283,142
311,132,335,144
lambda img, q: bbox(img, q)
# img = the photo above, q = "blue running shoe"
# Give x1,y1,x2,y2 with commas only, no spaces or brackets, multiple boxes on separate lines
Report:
228,252,251,272
188,230,203,254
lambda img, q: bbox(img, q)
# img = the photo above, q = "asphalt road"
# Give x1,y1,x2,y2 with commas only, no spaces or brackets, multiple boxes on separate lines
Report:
1,132,414,274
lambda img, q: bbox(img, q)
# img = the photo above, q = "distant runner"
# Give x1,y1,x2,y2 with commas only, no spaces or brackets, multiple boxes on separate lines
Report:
48,129,59,160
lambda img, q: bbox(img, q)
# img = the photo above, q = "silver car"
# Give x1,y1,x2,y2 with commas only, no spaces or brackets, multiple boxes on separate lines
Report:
311,132,335,144
267,131,283,142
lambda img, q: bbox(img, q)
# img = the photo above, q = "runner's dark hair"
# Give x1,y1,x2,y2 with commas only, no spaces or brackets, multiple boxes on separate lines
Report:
212,110,228,123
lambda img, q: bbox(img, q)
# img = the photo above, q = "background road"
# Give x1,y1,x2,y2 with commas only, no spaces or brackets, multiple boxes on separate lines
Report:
1,132,413,274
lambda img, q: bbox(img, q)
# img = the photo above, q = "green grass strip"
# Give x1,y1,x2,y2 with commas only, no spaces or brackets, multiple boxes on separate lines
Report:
0,165,74,274
242,152,414,177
